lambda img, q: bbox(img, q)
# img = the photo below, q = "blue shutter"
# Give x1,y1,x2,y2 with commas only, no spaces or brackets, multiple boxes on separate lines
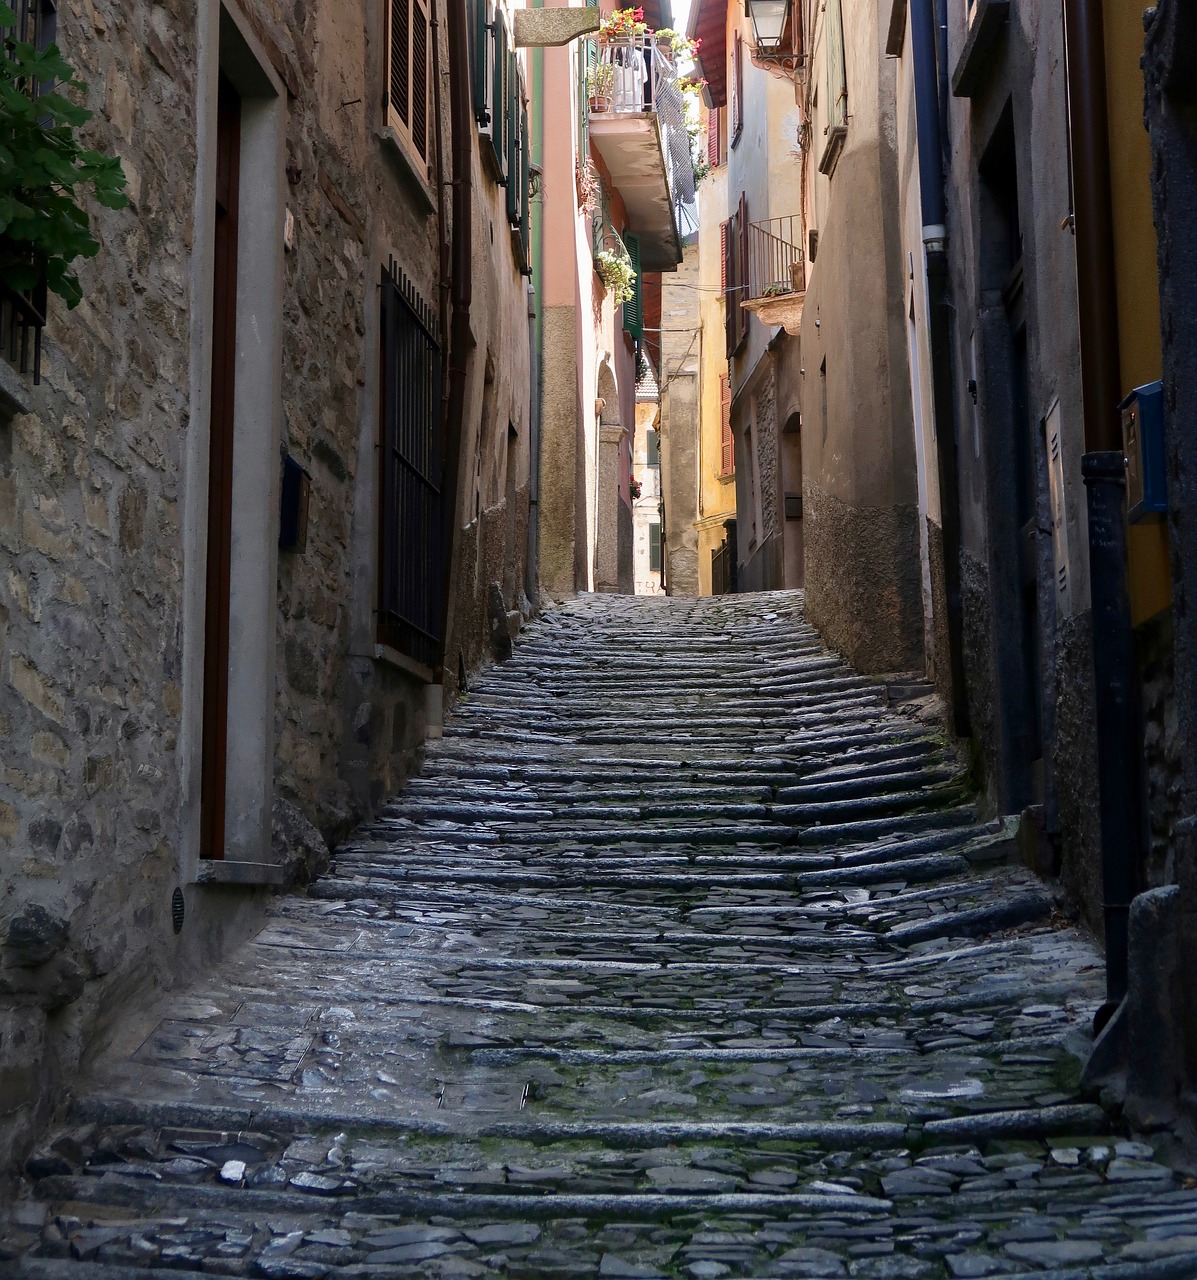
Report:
472,0,491,125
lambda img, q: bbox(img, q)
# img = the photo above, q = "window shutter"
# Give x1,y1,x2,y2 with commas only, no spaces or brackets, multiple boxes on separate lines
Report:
649,522,662,571
412,0,429,158
737,192,749,343
720,375,734,476
623,232,642,339
492,16,509,182
507,56,521,222
520,104,531,264
732,31,743,143
720,220,728,294
388,0,430,164
472,0,491,124
707,109,720,167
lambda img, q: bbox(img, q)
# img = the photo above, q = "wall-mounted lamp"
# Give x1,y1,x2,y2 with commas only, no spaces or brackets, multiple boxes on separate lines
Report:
745,0,791,59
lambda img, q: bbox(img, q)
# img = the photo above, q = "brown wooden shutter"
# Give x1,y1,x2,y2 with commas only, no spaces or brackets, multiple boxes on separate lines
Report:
390,0,410,126
412,0,430,158
707,109,720,167
737,191,749,343
720,375,733,476
720,220,728,293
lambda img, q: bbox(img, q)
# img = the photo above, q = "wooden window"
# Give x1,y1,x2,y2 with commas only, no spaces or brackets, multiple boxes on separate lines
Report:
647,428,660,468
706,108,721,168
649,522,662,571
377,262,444,669
731,30,743,145
720,375,733,476
471,0,493,125
386,0,432,170
622,231,642,340
723,194,748,356
826,0,847,130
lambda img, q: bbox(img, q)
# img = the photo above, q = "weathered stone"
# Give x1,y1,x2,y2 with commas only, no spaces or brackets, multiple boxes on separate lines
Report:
3,904,69,968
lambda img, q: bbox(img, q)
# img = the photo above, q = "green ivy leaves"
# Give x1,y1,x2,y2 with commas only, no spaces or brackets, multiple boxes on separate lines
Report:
0,1,127,309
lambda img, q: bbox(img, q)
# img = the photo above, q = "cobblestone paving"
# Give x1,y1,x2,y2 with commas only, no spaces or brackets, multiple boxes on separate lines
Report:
5,593,1197,1279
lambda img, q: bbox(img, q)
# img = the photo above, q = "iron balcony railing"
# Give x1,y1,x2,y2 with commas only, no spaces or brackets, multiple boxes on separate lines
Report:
593,34,697,236
1,277,47,384
746,214,805,301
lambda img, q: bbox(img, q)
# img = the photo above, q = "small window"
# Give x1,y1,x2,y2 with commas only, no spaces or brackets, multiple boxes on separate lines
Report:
386,0,433,172
649,522,662,571
647,429,660,468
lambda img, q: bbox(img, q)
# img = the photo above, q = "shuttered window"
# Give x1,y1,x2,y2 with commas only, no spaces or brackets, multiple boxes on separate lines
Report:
387,0,432,169
649,523,662,572
471,0,493,125
826,0,847,130
720,375,733,476
731,31,743,145
723,195,748,356
647,429,660,468
622,231,643,340
706,108,721,168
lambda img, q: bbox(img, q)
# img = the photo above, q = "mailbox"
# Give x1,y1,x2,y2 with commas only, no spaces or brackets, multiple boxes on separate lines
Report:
1120,380,1166,523
279,454,311,551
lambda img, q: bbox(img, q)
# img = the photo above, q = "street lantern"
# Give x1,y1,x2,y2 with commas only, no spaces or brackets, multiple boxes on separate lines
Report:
745,0,790,57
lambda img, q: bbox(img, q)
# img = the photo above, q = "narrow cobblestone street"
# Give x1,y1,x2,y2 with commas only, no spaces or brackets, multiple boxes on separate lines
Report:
5,594,1197,1279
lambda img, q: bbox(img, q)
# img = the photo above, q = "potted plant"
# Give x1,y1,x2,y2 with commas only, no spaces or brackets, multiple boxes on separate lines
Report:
629,477,643,500
599,6,648,42
594,246,635,304
586,62,616,113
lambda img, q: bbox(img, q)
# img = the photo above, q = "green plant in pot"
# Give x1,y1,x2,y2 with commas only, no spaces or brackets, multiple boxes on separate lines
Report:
586,62,616,112
0,2,127,310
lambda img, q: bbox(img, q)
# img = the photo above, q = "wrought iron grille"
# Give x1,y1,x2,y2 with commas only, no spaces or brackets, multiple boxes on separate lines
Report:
747,215,804,300
377,261,444,669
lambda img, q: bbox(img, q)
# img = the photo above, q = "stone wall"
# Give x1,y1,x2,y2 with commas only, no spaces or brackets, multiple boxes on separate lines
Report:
802,484,924,674
0,0,532,1182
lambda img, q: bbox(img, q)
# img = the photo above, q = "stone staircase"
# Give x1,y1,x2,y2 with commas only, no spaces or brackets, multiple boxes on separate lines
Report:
4,592,1197,1278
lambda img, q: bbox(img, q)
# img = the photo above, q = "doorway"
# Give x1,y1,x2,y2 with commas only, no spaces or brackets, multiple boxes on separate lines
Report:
200,73,242,860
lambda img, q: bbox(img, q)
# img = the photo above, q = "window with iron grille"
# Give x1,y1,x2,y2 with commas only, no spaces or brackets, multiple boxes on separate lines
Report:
386,0,432,173
719,374,733,476
377,260,444,669
1,0,56,383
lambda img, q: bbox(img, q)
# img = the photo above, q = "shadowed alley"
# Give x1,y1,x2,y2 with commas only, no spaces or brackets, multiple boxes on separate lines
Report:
5,594,1197,1277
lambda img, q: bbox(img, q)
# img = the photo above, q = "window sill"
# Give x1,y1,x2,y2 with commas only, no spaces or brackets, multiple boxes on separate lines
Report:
378,127,436,212
373,642,435,684
195,859,285,886
952,0,1010,97
718,472,736,485
818,124,847,177
0,360,33,423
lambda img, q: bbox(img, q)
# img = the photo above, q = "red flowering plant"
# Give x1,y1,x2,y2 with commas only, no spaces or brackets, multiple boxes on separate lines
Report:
629,477,643,500
600,7,648,40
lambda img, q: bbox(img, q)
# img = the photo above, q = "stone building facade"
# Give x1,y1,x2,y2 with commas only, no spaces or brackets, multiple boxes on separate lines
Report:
0,0,533,1178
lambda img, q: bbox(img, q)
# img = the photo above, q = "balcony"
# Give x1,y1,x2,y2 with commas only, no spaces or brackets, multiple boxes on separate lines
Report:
587,35,697,271
740,214,805,335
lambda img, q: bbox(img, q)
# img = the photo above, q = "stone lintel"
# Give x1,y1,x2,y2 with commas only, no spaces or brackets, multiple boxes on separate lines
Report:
513,8,600,47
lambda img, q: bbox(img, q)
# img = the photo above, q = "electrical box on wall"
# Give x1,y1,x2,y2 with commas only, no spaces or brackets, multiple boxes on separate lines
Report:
279,454,311,552
1120,380,1166,524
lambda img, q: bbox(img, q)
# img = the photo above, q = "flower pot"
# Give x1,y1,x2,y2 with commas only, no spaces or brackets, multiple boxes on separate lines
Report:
589,94,612,113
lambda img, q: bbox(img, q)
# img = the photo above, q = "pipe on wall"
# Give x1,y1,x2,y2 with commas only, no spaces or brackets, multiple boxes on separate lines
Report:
911,0,969,738
441,0,476,656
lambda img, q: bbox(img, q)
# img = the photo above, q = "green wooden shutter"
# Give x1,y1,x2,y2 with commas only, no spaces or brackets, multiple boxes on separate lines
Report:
491,17,509,182
623,231,642,340
472,0,490,125
520,104,531,265
507,56,521,222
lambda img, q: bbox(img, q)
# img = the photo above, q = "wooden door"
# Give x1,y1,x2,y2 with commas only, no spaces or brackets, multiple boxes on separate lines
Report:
200,75,241,860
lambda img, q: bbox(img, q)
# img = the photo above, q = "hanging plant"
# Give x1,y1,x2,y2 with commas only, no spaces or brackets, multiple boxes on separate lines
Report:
0,3,128,308
594,247,635,304
576,158,600,214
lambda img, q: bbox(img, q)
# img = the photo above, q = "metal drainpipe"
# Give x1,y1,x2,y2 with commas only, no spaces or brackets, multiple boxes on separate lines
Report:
525,32,544,607
1063,0,1143,1021
441,0,475,651
911,0,970,738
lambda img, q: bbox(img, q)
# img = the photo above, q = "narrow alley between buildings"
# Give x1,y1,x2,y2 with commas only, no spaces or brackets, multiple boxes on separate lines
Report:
6,594,1197,1279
